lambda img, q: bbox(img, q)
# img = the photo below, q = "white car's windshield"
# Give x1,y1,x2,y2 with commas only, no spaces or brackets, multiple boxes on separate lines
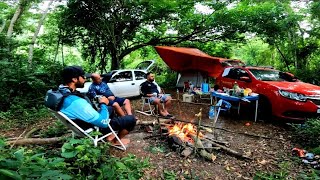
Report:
249,69,283,81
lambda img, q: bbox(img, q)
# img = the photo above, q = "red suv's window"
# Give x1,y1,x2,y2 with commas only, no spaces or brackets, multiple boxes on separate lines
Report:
225,68,250,80
249,69,282,81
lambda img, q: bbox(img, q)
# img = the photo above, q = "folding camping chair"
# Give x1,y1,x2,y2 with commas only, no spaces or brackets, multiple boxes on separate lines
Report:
212,99,231,122
139,84,166,116
49,109,126,150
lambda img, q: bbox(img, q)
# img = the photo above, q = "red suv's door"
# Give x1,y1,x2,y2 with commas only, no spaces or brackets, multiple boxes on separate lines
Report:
218,67,253,89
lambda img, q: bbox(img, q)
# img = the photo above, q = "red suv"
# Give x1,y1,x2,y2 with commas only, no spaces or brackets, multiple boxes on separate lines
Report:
215,66,320,121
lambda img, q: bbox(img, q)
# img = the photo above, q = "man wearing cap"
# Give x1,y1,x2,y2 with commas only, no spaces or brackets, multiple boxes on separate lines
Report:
58,66,135,145
88,73,133,117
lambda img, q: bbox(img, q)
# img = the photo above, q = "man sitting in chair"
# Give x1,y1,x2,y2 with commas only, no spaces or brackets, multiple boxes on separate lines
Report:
140,72,173,118
88,73,133,117
58,66,135,146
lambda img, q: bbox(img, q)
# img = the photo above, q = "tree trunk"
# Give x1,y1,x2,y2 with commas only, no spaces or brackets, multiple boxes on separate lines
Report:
111,50,119,70
0,20,6,33
28,0,54,67
7,137,63,146
7,0,26,38
54,29,61,62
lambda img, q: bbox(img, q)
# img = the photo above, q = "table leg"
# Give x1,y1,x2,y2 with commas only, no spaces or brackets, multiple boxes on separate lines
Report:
255,100,258,122
238,102,240,115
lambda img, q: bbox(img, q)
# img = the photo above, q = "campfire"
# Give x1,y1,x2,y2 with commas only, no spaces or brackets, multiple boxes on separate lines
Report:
167,122,203,144
139,108,252,161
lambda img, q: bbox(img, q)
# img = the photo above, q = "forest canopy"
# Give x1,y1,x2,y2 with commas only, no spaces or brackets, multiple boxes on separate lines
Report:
0,0,319,116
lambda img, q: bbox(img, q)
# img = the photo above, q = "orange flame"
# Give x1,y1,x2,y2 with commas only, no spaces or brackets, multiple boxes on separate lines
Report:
168,122,203,143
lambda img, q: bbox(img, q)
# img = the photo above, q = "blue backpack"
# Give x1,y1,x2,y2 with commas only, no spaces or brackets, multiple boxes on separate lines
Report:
44,89,71,111
45,89,92,111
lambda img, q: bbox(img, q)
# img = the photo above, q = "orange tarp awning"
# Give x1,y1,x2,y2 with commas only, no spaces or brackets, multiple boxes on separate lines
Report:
154,46,228,78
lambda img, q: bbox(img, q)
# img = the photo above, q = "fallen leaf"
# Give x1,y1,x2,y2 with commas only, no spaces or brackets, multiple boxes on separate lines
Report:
211,155,217,162
258,159,267,165
225,166,230,171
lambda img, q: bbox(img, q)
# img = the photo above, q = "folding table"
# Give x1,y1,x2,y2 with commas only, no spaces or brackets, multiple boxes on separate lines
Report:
211,91,259,122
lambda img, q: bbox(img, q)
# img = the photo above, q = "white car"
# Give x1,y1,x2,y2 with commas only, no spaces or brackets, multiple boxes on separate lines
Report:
77,60,155,98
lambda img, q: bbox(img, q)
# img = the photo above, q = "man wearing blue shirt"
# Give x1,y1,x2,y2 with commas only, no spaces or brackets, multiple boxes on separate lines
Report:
88,73,133,116
59,66,135,145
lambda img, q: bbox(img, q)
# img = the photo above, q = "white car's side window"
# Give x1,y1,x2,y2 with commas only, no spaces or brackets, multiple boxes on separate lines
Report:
134,71,146,80
113,71,133,82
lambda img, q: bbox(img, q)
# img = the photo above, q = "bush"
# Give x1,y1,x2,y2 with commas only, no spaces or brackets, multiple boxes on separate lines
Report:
0,139,71,179
0,138,150,179
61,138,150,179
290,118,320,148
156,70,177,88
0,34,64,126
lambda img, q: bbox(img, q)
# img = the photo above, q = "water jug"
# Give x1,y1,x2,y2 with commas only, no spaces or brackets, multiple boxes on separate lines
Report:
209,106,215,120
201,83,209,93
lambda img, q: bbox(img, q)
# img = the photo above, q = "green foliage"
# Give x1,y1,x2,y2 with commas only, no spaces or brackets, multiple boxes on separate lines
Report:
254,162,290,180
164,170,177,180
0,138,151,179
310,146,320,155
145,144,167,154
299,169,320,179
0,34,63,126
61,138,150,179
40,120,68,138
0,139,71,180
233,38,276,66
156,70,177,88
97,154,150,180
294,68,320,85
290,118,320,148
61,138,109,171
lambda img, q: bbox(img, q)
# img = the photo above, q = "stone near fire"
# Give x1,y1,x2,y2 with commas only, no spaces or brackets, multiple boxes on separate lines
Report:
181,147,193,157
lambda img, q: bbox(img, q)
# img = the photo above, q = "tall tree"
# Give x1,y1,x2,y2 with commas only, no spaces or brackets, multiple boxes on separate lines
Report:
28,0,54,67
6,0,29,38
58,0,239,71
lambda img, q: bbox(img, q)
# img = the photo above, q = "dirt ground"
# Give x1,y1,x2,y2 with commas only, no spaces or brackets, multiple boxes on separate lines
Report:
1,89,310,179
113,89,309,179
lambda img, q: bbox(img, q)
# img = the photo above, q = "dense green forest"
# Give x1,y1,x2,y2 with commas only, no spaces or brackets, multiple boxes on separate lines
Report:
0,1,320,178
1,0,320,119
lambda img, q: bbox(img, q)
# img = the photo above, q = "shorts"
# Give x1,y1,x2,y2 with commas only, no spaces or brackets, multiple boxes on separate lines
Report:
149,94,170,104
74,115,136,134
108,97,126,106
102,115,136,133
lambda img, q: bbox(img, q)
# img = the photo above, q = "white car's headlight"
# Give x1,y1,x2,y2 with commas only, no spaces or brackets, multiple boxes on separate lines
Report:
279,90,307,102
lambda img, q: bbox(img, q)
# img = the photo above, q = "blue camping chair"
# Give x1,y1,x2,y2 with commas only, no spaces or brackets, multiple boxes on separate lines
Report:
212,99,231,122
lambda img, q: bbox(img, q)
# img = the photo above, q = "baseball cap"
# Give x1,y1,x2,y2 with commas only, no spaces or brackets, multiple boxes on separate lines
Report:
61,66,85,83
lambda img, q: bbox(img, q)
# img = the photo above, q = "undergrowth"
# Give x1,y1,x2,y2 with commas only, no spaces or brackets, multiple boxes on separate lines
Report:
0,138,150,179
